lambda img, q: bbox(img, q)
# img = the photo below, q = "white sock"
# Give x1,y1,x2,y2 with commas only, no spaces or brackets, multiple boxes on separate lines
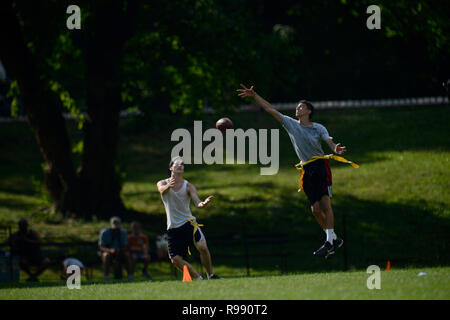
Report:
195,275,203,280
325,229,337,244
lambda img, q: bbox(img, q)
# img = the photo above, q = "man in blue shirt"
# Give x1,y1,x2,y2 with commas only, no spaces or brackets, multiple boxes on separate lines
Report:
99,216,133,280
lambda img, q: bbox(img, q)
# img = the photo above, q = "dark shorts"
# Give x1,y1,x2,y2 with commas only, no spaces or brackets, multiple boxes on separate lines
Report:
167,221,203,259
130,252,149,261
99,249,129,263
302,159,332,205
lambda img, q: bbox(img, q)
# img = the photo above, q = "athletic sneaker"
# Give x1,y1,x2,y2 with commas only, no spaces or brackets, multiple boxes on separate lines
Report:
208,274,221,279
333,237,344,249
313,241,335,258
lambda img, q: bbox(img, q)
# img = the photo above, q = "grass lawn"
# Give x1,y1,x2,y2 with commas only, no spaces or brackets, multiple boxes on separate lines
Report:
0,105,449,283
0,267,449,300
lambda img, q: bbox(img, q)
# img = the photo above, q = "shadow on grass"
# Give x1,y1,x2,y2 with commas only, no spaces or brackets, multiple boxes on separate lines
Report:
0,278,161,290
118,106,450,180
0,196,41,211
114,166,450,275
1,192,449,289
0,273,281,291
182,192,450,274
2,106,448,189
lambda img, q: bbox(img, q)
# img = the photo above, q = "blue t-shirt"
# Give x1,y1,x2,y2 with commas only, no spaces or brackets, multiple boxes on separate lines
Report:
98,228,128,249
280,114,331,162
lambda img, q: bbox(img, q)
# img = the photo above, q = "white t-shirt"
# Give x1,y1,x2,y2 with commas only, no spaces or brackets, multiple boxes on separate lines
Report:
280,114,331,162
161,179,196,230
63,257,84,268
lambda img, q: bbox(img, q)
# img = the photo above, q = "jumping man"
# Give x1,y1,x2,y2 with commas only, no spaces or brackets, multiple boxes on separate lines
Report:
237,84,358,259
157,156,221,279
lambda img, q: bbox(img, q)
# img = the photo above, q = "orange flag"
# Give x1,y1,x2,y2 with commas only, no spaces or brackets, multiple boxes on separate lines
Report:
182,265,192,282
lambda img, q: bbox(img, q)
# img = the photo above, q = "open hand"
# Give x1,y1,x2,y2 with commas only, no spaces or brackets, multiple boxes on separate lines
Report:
236,84,256,98
168,176,175,188
198,195,214,208
334,143,347,155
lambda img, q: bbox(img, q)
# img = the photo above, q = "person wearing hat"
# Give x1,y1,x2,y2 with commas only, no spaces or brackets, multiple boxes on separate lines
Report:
98,216,133,280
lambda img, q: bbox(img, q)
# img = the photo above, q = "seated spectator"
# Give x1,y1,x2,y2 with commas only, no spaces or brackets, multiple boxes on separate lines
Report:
8,218,50,282
444,79,450,101
98,216,133,280
128,221,152,280
60,256,85,281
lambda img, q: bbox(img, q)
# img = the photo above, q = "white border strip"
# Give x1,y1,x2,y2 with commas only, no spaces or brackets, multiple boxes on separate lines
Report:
203,96,449,113
0,96,448,122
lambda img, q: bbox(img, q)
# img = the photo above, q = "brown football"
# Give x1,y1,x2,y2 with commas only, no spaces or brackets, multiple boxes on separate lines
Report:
216,117,233,131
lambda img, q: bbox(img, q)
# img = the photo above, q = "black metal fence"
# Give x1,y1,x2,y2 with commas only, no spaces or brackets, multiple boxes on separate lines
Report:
1,213,449,282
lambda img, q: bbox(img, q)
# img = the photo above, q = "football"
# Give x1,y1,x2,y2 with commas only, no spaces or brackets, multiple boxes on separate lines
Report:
216,117,233,131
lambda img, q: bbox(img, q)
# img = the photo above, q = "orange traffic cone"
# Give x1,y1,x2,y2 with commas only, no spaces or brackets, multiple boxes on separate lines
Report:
386,261,391,270
182,265,192,282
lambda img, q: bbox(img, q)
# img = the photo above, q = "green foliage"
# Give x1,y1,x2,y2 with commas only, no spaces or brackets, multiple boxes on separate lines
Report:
116,163,127,191
122,0,261,116
10,0,448,120
71,140,83,154
6,81,21,118
49,80,85,161
30,174,51,206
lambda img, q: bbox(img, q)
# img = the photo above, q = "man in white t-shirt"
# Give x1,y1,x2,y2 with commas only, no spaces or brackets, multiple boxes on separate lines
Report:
157,157,220,280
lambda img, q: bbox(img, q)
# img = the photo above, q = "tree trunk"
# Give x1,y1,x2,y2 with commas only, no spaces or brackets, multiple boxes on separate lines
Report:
78,63,125,217
78,1,132,218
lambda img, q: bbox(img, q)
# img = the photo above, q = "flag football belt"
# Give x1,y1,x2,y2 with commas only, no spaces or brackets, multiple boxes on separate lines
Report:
295,154,360,192
187,217,204,255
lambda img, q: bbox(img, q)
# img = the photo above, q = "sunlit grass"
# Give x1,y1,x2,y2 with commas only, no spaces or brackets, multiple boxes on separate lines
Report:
1,267,449,300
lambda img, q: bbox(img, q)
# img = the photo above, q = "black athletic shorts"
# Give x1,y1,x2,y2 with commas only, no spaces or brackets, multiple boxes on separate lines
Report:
302,159,332,205
167,221,203,259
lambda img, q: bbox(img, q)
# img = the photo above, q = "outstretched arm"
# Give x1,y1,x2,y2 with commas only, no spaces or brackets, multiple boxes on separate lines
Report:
187,183,213,208
237,84,282,124
326,139,347,155
157,178,174,195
